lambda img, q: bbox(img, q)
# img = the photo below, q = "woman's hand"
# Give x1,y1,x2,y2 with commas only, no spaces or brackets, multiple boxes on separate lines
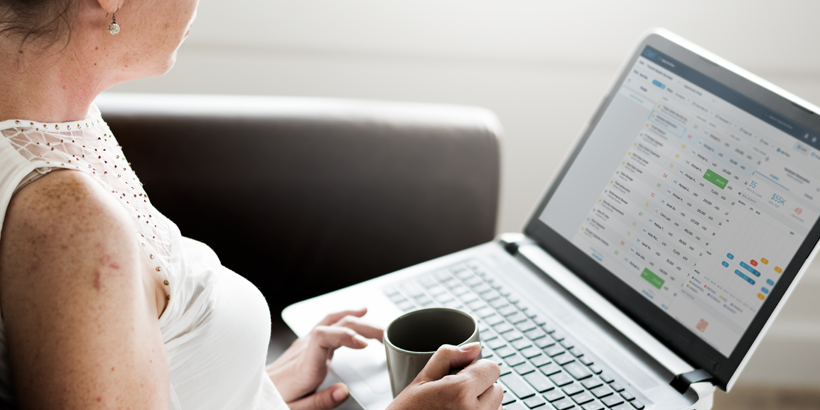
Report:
387,343,503,410
267,308,384,410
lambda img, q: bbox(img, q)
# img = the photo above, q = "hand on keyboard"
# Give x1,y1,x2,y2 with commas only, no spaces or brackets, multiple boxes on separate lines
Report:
266,308,384,410
387,343,503,410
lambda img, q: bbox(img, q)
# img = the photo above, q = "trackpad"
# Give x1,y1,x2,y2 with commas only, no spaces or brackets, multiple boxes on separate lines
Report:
334,342,391,394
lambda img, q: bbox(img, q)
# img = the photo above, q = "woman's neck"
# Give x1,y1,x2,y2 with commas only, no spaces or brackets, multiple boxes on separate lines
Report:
0,41,110,124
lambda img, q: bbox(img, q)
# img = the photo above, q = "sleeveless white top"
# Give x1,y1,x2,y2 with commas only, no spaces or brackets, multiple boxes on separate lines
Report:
0,106,289,410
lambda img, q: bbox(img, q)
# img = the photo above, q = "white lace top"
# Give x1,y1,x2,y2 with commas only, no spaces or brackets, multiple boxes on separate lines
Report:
0,106,288,410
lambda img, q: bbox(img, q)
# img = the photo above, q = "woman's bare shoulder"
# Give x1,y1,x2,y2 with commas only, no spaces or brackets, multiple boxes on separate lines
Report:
0,170,170,409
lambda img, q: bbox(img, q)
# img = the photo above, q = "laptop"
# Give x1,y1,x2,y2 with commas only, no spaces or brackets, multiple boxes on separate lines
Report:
282,28,820,410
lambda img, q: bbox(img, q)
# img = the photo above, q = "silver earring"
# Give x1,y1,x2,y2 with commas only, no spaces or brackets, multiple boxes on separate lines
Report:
108,10,120,35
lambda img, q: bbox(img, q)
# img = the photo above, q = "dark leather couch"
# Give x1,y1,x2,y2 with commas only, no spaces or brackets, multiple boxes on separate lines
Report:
95,93,502,346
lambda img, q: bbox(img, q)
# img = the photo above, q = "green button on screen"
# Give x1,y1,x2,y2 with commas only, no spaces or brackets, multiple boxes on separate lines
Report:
641,268,664,289
703,169,728,190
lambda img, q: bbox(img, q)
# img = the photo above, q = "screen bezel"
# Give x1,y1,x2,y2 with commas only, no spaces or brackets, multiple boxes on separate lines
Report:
524,32,820,391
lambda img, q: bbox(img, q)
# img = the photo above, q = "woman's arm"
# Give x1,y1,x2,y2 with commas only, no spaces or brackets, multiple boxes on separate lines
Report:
0,170,169,409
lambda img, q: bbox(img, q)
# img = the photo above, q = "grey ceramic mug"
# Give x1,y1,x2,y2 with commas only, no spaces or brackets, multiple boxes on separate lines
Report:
383,307,481,398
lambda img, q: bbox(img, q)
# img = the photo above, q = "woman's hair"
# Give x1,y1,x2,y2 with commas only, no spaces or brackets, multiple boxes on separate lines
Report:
0,0,76,50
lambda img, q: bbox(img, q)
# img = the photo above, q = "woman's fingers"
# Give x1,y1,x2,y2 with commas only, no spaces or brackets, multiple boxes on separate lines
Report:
316,308,368,327
477,382,504,410
417,343,481,382
287,383,350,410
312,326,370,351
457,358,502,399
334,315,384,342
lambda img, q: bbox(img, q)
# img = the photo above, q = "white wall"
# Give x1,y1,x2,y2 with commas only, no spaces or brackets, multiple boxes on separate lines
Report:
109,0,820,387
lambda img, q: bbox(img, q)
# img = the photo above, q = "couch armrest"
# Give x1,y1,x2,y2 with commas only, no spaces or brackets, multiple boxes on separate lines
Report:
95,93,502,311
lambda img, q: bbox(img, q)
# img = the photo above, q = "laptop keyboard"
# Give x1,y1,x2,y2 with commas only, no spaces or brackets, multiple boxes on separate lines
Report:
384,260,647,410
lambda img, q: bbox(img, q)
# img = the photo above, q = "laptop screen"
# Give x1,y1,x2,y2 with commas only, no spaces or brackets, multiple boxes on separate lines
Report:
528,33,820,388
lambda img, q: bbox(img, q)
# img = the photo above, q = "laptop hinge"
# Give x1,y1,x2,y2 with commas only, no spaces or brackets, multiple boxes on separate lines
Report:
670,369,714,394
498,232,534,256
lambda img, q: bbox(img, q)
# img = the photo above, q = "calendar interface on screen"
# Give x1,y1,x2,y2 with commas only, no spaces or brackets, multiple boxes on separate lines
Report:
540,46,820,356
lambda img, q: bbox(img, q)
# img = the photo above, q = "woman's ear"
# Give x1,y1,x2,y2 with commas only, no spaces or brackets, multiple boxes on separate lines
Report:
96,0,121,14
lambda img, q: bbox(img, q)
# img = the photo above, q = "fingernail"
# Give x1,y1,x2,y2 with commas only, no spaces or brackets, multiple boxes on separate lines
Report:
332,385,349,402
354,334,369,346
459,342,480,352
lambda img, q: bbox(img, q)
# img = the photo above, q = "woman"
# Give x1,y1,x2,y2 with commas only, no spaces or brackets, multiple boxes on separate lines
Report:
0,0,503,409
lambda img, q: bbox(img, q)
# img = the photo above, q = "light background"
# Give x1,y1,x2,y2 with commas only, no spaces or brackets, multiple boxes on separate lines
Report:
109,0,820,387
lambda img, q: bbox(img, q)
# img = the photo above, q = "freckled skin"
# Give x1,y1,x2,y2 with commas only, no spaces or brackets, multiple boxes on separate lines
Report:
0,0,199,403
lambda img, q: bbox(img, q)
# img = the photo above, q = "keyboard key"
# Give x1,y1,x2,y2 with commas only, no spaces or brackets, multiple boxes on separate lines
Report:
544,390,565,402
467,300,486,310
389,293,407,303
530,354,551,367
521,346,542,359
620,391,635,401
498,305,518,316
610,383,624,393
502,390,518,405
568,348,583,358
459,292,480,303
498,362,512,376
572,392,595,405
486,314,506,326
494,322,514,334
501,374,536,399
490,298,510,309
535,338,555,349
475,306,495,319
563,362,593,380
506,293,520,304
549,372,573,387
600,374,614,384
551,332,565,342
383,286,400,296
505,402,527,410
552,397,576,410
589,365,603,375
397,300,415,311
560,339,574,349
609,404,632,410
523,372,554,393
562,383,584,396
507,312,528,324
442,300,462,309
515,320,537,333
481,290,502,302
417,275,438,288
581,378,604,390
496,346,516,358
540,363,562,376
473,283,493,294
504,353,526,367
488,338,507,349
583,402,605,410
544,345,565,357
435,293,455,303
400,282,425,298
579,356,594,366
503,331,524,342
591,386,613,399
601,395,624,408
433,270,453,282
525,328,547,340
523,395,546,409
481,328,498,341
514,362,536,375
416,295,434,306
540,322,556,333
533,316,547,326
451,285,470,296
464,276,484,287
630,400,645,409
512,339,533,350
555,354,575,366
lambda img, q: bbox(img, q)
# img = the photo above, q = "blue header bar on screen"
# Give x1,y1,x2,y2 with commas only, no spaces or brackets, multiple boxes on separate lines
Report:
641,46,820,149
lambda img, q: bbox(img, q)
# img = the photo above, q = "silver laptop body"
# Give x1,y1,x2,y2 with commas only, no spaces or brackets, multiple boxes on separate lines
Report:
283,28,820,410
